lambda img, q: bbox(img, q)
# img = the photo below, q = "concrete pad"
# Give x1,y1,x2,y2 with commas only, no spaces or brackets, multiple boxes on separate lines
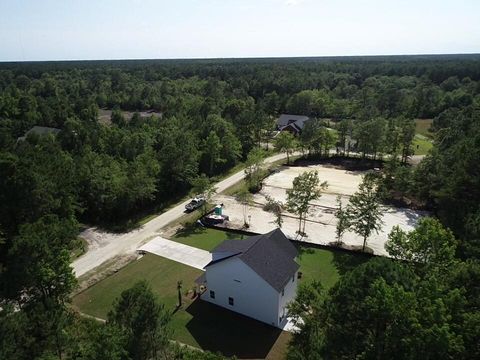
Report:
137,237,212,270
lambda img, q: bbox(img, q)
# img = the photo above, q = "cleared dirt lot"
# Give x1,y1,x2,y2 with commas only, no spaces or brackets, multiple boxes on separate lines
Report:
264,165,364,196
213,164,426,256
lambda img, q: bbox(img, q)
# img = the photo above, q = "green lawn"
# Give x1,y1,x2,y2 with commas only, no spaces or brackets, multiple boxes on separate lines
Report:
73,228,366,358
171,227,367,289
73,253,289,358
413,119,434,155
298,246,370,288
415,119,433,138
73,255,202,320
172,226,245,251
413,134,433,155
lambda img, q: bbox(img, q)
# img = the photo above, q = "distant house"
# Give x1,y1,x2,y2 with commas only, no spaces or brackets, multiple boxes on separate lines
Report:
17,126,61,142
276,114,310,135
196,229,299,328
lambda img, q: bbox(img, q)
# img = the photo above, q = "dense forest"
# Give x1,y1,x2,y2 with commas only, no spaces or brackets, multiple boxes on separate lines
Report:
1,55,479,359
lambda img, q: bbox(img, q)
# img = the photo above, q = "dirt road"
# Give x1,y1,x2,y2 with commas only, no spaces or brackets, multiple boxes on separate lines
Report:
72,152,292,277
73,152,425,277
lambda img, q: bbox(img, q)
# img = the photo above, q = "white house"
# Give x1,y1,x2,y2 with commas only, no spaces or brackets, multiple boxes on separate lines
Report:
196,229,299,328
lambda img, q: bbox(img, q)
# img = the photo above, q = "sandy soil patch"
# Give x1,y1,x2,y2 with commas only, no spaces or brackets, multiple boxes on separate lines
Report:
213,164,426,257
265,165,365,196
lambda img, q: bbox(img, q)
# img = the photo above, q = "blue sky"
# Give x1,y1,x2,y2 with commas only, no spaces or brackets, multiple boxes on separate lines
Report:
0,0,478,61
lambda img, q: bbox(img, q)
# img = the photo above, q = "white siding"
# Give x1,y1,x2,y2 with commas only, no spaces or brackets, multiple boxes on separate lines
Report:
201,257,281,327
277,271,298,327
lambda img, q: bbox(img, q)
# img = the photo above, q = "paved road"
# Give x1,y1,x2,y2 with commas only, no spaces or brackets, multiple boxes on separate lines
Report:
72,152,292,277
138,237,212,270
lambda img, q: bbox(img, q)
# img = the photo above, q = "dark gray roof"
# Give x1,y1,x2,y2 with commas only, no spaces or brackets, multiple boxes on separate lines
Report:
276,114,310,130
206,229,299,292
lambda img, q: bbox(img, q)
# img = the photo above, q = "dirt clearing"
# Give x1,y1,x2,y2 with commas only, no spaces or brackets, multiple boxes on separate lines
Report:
213,164,426,257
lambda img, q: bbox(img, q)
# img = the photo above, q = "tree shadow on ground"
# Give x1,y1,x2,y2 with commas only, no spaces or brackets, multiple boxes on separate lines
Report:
296,246,315,260
293,155,384,171
91,219,141,234
331,249,371,276
174,222,206,238
225,231,245,240
185,299,285,359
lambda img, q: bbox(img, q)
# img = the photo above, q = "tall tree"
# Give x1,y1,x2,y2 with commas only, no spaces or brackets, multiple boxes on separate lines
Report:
274,131,297,164
334,195,350,245
236,186,253,228
111,108,126,127
386,217,457,271
264,195,284,228
337,118,353,155
202,130,224,176
354,118,386,159
4,214,78,304
2,215,78,360
108,281,171,360
288,257,467,360
286,170,328,235
345,175,383,251
244,147,266,192
399,118,416,163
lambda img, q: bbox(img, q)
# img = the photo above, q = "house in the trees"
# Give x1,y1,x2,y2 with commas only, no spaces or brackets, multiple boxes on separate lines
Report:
17,126,61,142
276,114,310,135
196,228,299,328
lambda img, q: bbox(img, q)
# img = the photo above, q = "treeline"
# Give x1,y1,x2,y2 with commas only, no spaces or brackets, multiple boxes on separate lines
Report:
288,218,480,360
272,115,416,162
2,55,480,134
380,105,480,258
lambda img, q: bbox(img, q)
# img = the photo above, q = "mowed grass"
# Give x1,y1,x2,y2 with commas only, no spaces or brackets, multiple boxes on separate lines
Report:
73,228,366,358
172,226,245,250
413,134,433,155
171,227,367,289
72,253,288,358
415,119,434,138
298,246,370,288
73,254,201,320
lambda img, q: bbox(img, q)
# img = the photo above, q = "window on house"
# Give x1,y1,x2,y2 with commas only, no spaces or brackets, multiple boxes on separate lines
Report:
228,297,234,306
210,290,215,299
292,275,295,283
282,288,285,296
